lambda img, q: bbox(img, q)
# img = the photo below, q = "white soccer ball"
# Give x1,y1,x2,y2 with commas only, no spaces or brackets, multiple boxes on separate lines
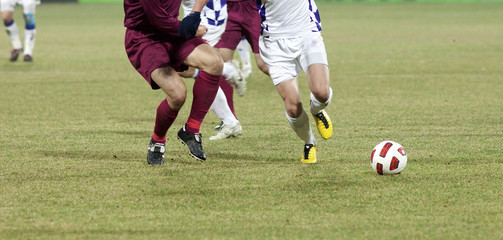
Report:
370,140,407,175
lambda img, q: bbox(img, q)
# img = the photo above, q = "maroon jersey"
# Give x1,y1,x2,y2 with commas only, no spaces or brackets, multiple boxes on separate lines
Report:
123,0,206,89
124,0,181,37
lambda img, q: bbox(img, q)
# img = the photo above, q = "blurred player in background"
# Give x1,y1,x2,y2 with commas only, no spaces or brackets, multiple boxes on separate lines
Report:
1,0,38,61
124,0,223,164
236,37,252,79
212,0,269,140
257,0,333,163
181,0,244,141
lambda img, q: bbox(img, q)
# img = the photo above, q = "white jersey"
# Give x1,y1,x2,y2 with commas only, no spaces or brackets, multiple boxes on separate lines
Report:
182,0,228,45
256,0,321,38
182,0,228,28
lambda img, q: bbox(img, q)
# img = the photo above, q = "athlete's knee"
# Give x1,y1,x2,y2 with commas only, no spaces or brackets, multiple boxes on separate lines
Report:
257,62,269,75
255,55,269,75
2,12,13,23
168,92,186,110
285,101,303,118
165,84,187,110
312,88,330,103
200,54,223,76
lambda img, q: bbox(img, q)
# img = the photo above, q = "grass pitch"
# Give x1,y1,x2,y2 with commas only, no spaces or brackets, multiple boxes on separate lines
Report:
1,2,502,239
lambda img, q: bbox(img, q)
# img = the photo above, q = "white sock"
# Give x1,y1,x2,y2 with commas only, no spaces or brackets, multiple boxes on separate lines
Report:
192,68,200,78
286,110,316,145
236,39,251,66
5,21,23,50
222,61,237,81
210,88,239,126
310,87,333,115
24,29,36,56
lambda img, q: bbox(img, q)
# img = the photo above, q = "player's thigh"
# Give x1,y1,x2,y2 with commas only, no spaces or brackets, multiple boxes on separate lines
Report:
306,63,330,99
184,43,223,76
1,0,15,19
300,32,330,98
178,66,196,79
216,47,234,62
151,66,187,109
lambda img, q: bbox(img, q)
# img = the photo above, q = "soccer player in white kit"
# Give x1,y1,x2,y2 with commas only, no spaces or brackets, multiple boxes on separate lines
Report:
182,0,244,140
1,0,38,61
257,0,333,163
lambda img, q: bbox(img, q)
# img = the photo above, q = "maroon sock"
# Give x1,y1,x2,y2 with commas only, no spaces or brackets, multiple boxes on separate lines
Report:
152,99,179,143
185,71,220,133
219,77,235,116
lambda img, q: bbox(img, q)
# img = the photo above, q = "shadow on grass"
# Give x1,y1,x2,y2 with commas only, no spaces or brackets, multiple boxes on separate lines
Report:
110,116,153,124
73,129,150,138
38,149,141,163
210,151,294,163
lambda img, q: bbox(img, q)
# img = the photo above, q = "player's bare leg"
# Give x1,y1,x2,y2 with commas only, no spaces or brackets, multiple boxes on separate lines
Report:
276,78,317,163
254,53,269,76
22,9,37,61
179,66,199,79
146,66,188,165
236,38,252,78
306,63,333,140
2,11,23,61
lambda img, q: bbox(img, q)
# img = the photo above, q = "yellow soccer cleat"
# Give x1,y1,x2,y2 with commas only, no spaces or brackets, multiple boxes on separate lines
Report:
313,109,333,140
302,144,317,164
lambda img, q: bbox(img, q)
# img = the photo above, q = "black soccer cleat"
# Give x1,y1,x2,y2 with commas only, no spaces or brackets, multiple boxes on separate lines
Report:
10,48,22,62
177,127,206,161
147,140,165,165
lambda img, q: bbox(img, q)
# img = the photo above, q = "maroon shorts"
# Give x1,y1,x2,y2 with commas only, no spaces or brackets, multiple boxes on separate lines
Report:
214,0,260,53
125,29,206,89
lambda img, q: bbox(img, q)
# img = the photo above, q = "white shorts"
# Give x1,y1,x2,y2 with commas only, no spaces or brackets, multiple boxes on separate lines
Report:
0,0,38,13
202,23,226,47
259,31,328,85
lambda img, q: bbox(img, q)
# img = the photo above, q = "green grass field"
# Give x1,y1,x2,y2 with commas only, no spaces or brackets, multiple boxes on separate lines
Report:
1,2,502,239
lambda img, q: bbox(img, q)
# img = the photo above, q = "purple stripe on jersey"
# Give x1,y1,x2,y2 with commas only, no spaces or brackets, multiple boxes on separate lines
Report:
206,0,226,10
308,0,322,32
207,18,226,26
256,0,266,34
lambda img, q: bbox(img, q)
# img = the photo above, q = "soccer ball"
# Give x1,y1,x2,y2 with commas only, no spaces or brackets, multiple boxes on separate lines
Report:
370,140,407,175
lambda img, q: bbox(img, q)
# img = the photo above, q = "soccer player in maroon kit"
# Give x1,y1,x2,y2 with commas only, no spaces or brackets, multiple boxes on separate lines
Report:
124,0,223,164
211,0,268,138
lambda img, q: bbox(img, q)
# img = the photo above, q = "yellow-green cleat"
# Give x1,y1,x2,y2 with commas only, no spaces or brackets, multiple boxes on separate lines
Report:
313,109,333,140
302,144,317,164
